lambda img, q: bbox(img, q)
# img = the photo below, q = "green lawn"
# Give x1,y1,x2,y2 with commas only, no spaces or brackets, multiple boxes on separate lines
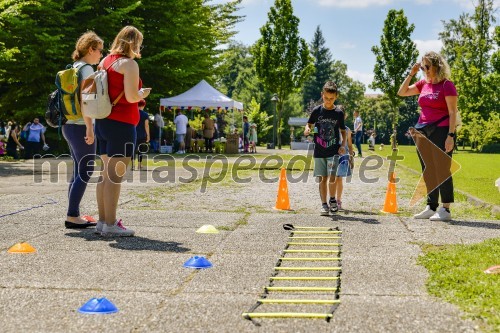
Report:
418,238,500,332
368,145,500,206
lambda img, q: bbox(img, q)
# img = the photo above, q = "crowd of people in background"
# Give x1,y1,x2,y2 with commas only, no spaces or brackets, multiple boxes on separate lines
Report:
0,118,48,160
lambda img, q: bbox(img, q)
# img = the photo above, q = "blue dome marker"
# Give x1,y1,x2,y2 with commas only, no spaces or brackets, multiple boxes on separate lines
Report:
183,256,213,269
78,297,119,314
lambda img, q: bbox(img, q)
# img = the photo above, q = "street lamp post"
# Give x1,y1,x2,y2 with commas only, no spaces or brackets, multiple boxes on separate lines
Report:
271,94,278,149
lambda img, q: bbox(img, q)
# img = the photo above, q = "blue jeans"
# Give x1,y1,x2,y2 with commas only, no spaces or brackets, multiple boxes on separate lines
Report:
355,131,363,156
62,124,96,217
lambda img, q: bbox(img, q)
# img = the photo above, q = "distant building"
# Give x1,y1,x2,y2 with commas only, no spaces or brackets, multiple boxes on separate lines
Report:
364,93,383,99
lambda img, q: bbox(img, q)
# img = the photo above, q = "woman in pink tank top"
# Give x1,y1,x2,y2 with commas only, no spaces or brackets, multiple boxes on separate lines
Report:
94,26,151,237
398,51,459,222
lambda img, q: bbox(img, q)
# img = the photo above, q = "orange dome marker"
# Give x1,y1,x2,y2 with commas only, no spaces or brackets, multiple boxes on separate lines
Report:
8,242,37,254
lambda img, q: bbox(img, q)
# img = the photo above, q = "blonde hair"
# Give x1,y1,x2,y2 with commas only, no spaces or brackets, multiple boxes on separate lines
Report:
422,51,451,83
109,26,143,59
72,31,104,61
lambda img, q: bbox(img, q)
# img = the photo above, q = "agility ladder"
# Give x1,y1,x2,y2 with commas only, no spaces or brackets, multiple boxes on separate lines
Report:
242,225,342,322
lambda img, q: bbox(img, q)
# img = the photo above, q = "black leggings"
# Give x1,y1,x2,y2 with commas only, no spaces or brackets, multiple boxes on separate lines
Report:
204,137,213,152
416,126,454,210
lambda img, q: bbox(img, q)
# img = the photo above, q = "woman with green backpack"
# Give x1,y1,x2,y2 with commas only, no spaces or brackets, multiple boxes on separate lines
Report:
62,31,104,229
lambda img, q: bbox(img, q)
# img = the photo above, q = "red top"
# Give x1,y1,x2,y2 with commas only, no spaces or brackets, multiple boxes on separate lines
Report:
415,79,457,127
104,54,142,125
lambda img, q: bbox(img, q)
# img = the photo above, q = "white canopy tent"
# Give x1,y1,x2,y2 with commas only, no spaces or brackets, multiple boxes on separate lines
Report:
159,80,244,149
160,79,243,110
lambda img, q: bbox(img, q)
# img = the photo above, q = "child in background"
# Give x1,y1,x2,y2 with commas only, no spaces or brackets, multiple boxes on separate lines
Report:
249,123,258,153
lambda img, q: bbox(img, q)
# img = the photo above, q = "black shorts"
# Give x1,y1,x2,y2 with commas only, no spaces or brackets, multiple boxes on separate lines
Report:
95,118,136,157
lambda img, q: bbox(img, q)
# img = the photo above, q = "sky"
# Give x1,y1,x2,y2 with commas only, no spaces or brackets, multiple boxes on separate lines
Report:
212,0,499,93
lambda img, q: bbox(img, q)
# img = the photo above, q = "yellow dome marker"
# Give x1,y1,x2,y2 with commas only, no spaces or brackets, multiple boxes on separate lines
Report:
8,242,37,254
196,225,219,234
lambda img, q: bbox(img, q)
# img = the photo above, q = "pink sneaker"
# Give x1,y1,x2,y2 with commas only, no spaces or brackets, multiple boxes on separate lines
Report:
101,219,135,237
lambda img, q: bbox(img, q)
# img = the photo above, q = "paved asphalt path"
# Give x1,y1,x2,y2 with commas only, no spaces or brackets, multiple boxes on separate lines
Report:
0,151,498,332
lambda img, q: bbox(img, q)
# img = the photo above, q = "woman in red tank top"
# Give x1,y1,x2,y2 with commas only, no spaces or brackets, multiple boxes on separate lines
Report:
94,26,151,237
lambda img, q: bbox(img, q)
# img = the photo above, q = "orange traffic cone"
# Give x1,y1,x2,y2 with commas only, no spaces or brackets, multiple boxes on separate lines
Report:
381,172,398,214
275,168,291,210
8,242,37,254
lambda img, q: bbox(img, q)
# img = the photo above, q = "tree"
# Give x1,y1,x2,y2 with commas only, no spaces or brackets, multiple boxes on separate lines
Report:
440,0,498,125
370,9,418,137
252,0,313,149
215,42,273,140
330,60,365,114
0,0,243,122
358,95,395,144
302,26,333,109
246,97,273,142
217,42,267,107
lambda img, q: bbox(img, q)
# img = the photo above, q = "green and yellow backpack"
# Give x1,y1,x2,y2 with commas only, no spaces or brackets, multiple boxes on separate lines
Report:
46,63,91,128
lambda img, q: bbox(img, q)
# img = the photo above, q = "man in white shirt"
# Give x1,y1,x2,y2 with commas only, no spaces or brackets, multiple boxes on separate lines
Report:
174,110,188,154
353,111,363,157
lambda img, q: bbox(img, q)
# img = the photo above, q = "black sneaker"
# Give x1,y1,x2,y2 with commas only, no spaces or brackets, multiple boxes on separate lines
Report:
329,199,338,213
320,203,330,216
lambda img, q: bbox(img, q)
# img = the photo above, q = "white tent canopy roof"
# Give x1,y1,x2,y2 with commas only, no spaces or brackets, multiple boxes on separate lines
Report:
160,79,243,110
288,117,309,127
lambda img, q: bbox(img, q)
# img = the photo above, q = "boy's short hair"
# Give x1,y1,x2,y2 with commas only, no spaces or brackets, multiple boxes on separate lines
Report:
322,81,338,94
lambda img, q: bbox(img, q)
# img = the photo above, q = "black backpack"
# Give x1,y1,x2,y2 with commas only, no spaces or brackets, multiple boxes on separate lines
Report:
45,89,66,128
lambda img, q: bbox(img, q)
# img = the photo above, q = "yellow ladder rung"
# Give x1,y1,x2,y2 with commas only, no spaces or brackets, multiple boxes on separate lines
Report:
274,267,341,271
284,250,339,253
265,287,339,292
293,231,342,234
280,257,341,261
289,236,341,239
243,312,333,319
270,276,340,281
258,299,340,305
287,242,342,246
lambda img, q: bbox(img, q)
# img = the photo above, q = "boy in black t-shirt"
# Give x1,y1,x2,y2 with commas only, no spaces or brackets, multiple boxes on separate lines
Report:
304,81,346,215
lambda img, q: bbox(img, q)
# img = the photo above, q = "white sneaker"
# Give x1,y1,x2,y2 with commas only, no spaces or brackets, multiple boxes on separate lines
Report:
320,204,330,216
101,219,135,237
413,205,436,219
429,207,452,221
94,220,104,234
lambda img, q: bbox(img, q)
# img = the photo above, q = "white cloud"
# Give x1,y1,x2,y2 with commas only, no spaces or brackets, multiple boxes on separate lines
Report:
347,69,374,87
340,42,356,49
453,0,500,9
414,39,443,58
316,0,392,8
452,0,476,9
